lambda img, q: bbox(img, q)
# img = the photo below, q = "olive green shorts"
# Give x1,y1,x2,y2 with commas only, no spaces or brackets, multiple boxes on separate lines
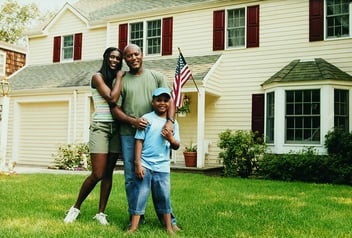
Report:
89,121,121,154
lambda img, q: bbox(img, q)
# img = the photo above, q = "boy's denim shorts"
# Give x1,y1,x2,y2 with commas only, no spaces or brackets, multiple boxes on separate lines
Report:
89,121,121,153
129,167,172,215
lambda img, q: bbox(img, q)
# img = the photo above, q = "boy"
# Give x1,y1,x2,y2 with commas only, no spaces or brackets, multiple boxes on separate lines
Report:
129,87,180,235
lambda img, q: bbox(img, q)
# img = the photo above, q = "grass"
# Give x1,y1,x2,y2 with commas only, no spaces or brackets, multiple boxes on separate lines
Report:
0,172,352,237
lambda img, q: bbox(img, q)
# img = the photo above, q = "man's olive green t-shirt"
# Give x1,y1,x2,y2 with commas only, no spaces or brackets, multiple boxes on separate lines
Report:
117,69,169,136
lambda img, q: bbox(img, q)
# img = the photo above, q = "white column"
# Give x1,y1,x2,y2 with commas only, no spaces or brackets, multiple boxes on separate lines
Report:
0,96,10,171
196,88,205,168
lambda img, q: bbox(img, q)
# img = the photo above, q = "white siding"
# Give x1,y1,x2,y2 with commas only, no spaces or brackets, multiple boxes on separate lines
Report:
7,88,91,167
28,10,107,65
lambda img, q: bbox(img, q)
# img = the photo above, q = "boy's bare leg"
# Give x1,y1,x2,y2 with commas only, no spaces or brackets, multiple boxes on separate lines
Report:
128,215,140,233
163,214,174,235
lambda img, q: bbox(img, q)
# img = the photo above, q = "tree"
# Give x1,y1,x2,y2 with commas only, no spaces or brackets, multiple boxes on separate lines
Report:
0,0,40,44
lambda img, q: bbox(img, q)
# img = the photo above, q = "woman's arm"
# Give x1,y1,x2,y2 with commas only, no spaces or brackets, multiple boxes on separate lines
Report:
91,70,124,105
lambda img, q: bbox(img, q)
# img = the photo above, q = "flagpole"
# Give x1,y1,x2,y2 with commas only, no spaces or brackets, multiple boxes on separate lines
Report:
178,47,199,92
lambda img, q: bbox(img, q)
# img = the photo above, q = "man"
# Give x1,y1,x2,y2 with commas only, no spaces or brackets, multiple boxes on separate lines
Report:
111,44,180,231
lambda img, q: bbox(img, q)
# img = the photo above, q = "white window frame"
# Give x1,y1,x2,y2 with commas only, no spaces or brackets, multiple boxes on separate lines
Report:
285,89,321,144
0,52,6,76
62,34,74,61
225,6,246,49
129,18,162,56
325,0,352,39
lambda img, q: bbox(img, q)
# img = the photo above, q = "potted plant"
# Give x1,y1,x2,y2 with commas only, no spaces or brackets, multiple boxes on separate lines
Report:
176,95,191,117
183,142,197,167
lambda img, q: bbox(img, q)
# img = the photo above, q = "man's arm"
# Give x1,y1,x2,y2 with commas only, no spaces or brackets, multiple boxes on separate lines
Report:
164,97,176,131
111,106,148,130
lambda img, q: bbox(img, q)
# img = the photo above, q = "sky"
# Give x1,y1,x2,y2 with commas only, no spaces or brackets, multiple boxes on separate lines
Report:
3,0,79,12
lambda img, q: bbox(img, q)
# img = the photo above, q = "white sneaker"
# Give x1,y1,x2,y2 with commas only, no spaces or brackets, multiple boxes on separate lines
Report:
93,212,109,225
64,206,80,223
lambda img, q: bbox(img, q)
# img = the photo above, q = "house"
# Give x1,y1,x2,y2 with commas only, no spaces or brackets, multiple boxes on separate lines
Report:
0,41,26,78
0,41,26,170
7,0,352,169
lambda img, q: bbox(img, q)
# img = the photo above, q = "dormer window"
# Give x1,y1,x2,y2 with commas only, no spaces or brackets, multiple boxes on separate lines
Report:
53,33,82,63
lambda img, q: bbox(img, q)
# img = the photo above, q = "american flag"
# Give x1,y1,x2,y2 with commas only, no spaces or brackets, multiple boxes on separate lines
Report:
172,52,192,108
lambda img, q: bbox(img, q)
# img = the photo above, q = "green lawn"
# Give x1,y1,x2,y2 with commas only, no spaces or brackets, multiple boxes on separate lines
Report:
0,172,351,237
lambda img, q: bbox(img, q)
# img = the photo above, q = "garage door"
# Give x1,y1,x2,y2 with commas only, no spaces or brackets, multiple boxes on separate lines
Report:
17,101,69,167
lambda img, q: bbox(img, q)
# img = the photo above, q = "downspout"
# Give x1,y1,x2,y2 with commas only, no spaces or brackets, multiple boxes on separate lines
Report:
73,89,77,143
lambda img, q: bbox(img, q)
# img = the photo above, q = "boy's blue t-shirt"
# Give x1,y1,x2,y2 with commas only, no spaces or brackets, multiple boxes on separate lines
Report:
135,111,180,173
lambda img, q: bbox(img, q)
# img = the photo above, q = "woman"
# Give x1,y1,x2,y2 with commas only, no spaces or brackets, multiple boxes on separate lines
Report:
64,47,123,225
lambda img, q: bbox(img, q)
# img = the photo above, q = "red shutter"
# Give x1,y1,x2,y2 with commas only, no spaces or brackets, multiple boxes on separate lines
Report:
309,0,324,41
74,33,82,60
213,10,225,51
53,36,61,63
119,23,128,52
162,17,173,55
247,5,259,48
252,94,264,136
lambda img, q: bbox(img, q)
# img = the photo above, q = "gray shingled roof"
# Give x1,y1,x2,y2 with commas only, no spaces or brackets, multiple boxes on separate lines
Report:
262,58,352,85
10,55,221,90
72,0,215,22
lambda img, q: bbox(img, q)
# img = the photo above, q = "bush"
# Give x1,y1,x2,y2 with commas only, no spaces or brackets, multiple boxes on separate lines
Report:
258,147,352,185
52,143,91,171
325,128,352,161
218,129,266,178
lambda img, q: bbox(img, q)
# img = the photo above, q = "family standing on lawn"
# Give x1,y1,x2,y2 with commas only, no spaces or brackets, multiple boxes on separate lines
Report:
63,44,181,235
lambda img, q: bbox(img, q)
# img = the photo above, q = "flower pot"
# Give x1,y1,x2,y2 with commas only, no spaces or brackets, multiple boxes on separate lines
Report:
177,111,186,117
183,151,197,167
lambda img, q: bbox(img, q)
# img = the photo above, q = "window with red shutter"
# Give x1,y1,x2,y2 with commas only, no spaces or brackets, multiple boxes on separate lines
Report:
53,36,61,63
119,23,128,51
213,10,225,51
309,0,324,41
74,33,82,60
247,5,259,48
162,17,173,55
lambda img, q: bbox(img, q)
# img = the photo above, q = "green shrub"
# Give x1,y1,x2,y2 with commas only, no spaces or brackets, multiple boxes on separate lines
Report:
218,129,266,178
324,128,352,161
52,143,91,170
258,147,352,185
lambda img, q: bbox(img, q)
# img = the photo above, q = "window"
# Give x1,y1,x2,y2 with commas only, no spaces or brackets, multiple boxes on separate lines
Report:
147,20,161,54
119,18,172,56
130,22,144,51
334,89,349,131
129,20,161,55
326,0,351,38
309,0,351,41
213,5,259,50
62,35,74,60
266,92,275,143
286,90,320,143
227,8,245,47
0,52,5,76
53,33,82,63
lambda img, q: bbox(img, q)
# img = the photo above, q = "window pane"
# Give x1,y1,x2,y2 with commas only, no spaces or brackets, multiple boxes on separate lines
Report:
63,35,73,60
326,0,350,38
285,89,320,144
130,22,144,51
334,89,349,131
146,20,161,55
266,92,274,143
227,8,245,47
